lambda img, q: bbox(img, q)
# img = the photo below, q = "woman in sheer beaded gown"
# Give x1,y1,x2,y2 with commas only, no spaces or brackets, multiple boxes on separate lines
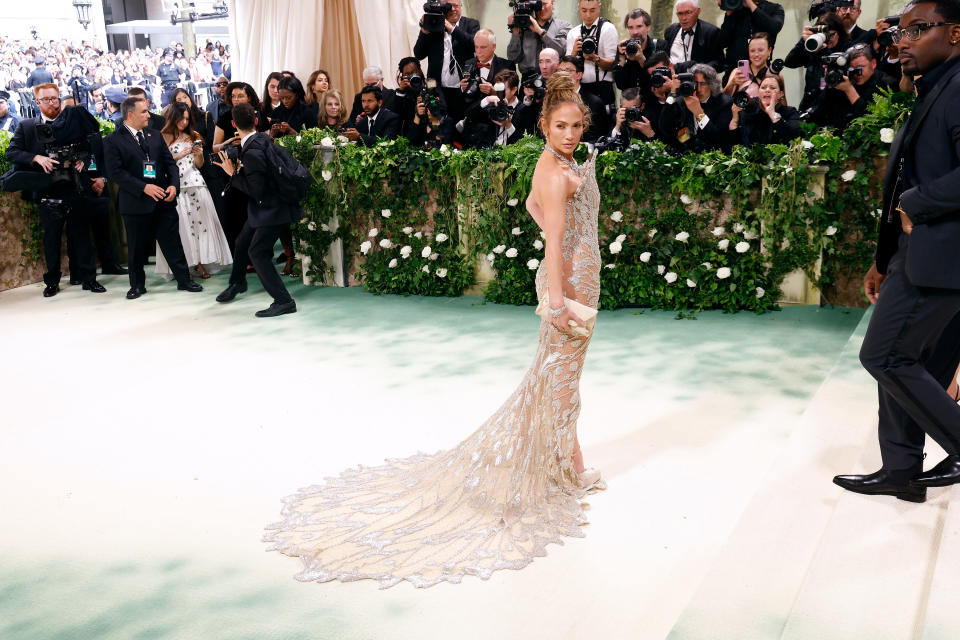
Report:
264,72,604,588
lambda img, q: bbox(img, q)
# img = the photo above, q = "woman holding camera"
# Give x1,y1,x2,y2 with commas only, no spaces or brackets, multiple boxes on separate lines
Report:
729,73,801,147
784,12,849,112
155,102,232,280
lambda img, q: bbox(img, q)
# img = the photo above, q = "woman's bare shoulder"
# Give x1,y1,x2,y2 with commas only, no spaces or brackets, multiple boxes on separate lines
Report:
532,156,576,200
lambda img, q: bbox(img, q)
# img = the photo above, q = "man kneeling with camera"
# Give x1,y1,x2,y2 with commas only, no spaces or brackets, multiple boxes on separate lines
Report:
460,69,535,147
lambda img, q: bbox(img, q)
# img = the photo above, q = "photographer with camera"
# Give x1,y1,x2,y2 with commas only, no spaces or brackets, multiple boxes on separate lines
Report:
718,0,785,79
566,0,619,106
784,11,850,112
640,53,678,132
666,1,724,71
6,83,105,297
613,9,661,92
659,63,734,153
413,0,480,123
556,55,609,142
342,85,402,147
836,0,869,43
460,69,534,148
729,73,801,146
408,88,456,149
803,43,897,130
393,57,449,137
610,87,657,147
459,29,514,110
507,0,571,76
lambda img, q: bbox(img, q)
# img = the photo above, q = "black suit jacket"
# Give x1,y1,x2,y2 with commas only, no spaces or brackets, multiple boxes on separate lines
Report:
348,88,396,123
231,132,302,228
354,107,402,147
877,59,960,289
664,20,724,72
6,116,102,201
413,17,481,82
580,89,609,143
461,56,516,109
103,124,179,215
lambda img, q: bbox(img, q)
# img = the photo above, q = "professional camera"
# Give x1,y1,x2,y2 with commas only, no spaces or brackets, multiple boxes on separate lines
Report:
509,0,542,31
407,73,426,93
462,62,481,98
732,90,760,113
720,0,744,10
847,65,864,80
770,58,785,74
581,34,599,57
624,106,644,122
423,1,453,34
37,122,91,194
676,72,696,98
486,99,515,123
804,24,831,52
421,78,446,117
624,39,643,57
649,67,672,89
823,51,850,87
808,0,854,22
877,16,901,48
522,73,545,101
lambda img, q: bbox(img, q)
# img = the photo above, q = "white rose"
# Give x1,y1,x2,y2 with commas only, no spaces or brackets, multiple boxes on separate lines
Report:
615,234,626,243
842,169,857,182
359,240,372,255
421,246,432,258
733,223,744,233
487,252,495,263
649,229,658,239
735,241,750,254
422,265,430,273
743,230,758,240
610,211,623,222
381,209,392,218
321,223,329,232
337,134,349,145
295,135,301,142
400,245,412,258
505,247,518,258
718,238,730,251
388,258,398,268
880,128,895,144
665,272,678,284
756,287,765,299
368,228,379,237
801,139,814,149
705,164,714,175
307,221,317,231
321,169,332,182
379,238,393,249
439,144,448,153
639,251,651,263
657,265,666,275
717,267,732,279
781,237,791,249
540,231,546,239
402,226,413,235
507,198,519,207
436,232,448,242
429,253,438,261
533,239,544,250
414,231,423,239
527,258,540,270
712,226,725,236
680,194,693,205
512,227,522,236
826,226,838,236
604,263,616,270
702,262,713,270
493,244,506,254
675,231,690,243
436,268,448,278
686,279,697,288
609,241,623,254
320,136,334,147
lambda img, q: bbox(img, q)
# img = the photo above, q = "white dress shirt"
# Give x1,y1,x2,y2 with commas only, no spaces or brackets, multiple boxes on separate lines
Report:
565,20,618,84
670,24,697,65
441,20,462,89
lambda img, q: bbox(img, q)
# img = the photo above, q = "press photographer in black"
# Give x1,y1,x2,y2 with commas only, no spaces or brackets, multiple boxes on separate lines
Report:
408,87,456,149
413,0,480,122
613,8,657,92
460,69,535,147
665,1,724,71
835,0,960,500
659,63,733,153
804,43,898,130
342,85,402,147
212,103,300,318
784,11,851,112
609,86,657,147
507,0,571,76
567,0,619,106
718,0,785,78
392,57,448,137
6,83,105,297
459,29,514,113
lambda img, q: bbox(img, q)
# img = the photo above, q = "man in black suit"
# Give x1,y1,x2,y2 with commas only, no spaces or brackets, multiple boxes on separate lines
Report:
838,0,870,44
660,63,734,153
459,29,516,115
665,1,724,72
348,66,397,123
341,86,402,147
26,57,54,88
103,96,202,299
557,56,608,143
718,0,785,75
834,1,960,501
6,83,105,297
212,103,300,318
413,0,480,122
460,69,534,148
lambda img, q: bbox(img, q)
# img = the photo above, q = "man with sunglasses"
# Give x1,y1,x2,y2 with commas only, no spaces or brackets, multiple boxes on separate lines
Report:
207,75,229,123
835,0,960,501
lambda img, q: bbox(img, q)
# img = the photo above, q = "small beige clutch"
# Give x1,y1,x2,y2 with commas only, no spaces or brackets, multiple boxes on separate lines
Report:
535,297,598,336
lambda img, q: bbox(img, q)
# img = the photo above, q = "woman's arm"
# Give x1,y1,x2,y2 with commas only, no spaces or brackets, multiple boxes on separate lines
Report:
537,171,571,309
212,125,225,152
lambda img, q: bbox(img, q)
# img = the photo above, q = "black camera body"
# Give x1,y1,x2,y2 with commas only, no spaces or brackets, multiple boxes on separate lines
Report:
37,123,91,195
420,78,446,117
732,90,760,113
624,39,643,58
650,67,672,89
522,73,546,101
770,58,785,74
510,0,542,30
808,0,854,22
720,0,744,10
676,72,697,98
486,100,515,123
407,73,426,93
223,139,241,161
423,1,453,34
624,106,644,123
462,62,481,98
581,34,599,57
823,51,850,87
877,16,902,48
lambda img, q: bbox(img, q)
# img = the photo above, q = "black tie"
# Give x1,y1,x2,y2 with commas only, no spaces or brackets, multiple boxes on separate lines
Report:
683,29,694,39
135,130,148,156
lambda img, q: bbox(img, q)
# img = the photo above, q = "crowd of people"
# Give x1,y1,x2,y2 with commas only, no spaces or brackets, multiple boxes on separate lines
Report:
1,0,915,314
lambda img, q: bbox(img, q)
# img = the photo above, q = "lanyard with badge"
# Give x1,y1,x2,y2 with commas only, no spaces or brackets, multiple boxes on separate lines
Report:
138,132,157,180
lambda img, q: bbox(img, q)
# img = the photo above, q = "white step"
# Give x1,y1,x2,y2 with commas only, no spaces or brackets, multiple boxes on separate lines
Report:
921,484,960,640
668,311,880,639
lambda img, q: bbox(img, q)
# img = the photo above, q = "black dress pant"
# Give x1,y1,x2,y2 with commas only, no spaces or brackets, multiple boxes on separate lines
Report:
223,187,249,254
38,198,95,286
122,204,189,289
229,221,292,305
442,87,467,123
67,196,117,270
859,234,960,482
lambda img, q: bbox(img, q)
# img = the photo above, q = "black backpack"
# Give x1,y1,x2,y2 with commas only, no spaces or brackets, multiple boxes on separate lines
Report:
262,140,314,206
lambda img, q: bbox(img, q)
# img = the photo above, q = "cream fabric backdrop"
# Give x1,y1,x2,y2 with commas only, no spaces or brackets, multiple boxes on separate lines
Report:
351,0,423,92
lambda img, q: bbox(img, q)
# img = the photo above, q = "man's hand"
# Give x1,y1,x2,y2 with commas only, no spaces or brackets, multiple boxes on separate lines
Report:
163,185,177,202
876,19,893,35
445,19,456,33
571,36,583,57
90,177,105,196
33,155,59,173
633,116,655,138
492,115,512,129
835,76,858,102
342,128,361,142
683,94,703,115
744,0,757,10
479,81,495,95
584,52,600,63
863,262,885,305
529,20,544,36
143,184,166,200
899,207,913,235
459,76,469,91
801,26,814,39
211,150,236,176
614,106,626,130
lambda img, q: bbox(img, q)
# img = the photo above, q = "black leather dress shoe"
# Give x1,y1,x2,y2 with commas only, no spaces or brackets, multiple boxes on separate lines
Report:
101,263,129,275
215,282,247,303
138,286,147,295
69,277,81,286
126,287,142,299
833,469,926,502
255,300,297,318
912,455,960,487
178,280,203,292
82,280,106,293
43,284,60,297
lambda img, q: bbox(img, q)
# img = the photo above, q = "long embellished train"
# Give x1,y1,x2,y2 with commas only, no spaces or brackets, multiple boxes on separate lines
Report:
263,153,603,588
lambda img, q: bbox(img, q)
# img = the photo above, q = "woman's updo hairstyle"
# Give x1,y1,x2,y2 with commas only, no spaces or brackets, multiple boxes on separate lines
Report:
538,71,591,135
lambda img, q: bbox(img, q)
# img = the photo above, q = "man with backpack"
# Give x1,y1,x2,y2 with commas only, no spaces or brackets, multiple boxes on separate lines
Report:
211,102,310,318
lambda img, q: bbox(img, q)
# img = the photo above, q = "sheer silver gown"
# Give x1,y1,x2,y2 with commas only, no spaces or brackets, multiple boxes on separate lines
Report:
264,153,603,588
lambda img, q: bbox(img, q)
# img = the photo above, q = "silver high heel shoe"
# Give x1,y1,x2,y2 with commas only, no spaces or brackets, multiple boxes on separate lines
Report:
578,467,603,490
